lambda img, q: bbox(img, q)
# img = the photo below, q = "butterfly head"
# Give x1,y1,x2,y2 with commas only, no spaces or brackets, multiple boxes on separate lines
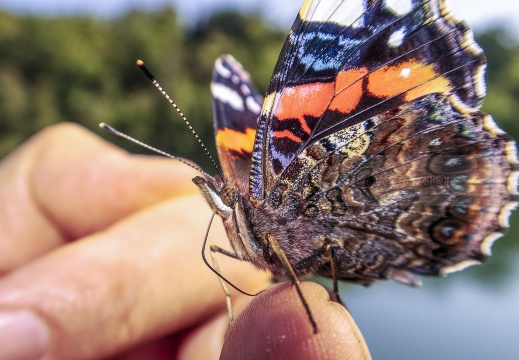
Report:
192,176,238,219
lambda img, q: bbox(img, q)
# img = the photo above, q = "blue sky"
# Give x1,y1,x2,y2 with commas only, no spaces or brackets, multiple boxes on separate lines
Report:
1,0,518,35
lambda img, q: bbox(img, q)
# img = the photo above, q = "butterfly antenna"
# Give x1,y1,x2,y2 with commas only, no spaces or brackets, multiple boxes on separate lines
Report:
99,123,214,180
136,59,223,181
202,213,263,297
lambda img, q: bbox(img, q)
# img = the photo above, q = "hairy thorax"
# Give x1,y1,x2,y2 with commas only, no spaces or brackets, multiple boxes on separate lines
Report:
223,193,329,278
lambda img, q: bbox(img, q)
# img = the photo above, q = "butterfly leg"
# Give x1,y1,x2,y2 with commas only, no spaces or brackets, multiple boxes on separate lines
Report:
209,245,240,328
266,234,319,333
329,245,344,306
295,244,344,306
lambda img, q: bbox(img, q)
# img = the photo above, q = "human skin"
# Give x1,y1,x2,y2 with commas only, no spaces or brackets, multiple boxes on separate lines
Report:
0,123,371,359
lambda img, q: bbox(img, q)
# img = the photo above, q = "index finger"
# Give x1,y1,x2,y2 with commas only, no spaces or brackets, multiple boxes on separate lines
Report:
0,123,199,271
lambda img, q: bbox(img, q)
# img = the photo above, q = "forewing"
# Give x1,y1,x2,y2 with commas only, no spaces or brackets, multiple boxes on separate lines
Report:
250,0,487,200
211,55,263,184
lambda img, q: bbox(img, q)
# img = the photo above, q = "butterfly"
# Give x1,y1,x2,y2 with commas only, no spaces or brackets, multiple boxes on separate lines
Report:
183,0,519,333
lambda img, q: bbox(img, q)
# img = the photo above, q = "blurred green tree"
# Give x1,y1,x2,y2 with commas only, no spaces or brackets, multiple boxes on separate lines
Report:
0,8,286,172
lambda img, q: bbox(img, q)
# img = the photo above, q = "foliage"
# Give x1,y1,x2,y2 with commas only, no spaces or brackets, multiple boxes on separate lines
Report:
0,8,286,170
478,27,519,141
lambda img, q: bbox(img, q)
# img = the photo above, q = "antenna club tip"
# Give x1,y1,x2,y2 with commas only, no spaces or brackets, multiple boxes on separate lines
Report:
136,59,155,80
99,123,117,134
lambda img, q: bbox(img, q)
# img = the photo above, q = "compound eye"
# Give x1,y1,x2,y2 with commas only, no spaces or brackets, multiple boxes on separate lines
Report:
220,184,238,207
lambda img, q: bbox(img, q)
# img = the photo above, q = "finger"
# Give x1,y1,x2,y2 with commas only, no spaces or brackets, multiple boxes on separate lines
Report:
174,311,228,360
174,295,254,360
220,282,372,360
0,194,270,359
0,123,199,271
128,289,258,360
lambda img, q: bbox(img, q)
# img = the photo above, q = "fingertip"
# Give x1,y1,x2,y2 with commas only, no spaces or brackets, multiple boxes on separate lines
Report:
0,310,50,360
220,282,371,360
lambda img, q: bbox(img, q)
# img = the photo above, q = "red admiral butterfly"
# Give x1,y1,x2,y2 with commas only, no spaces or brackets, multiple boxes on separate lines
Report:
195,0,519,333
102,0,518,334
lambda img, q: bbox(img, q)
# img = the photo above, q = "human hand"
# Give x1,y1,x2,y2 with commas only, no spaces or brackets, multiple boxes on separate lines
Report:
0,123,370,359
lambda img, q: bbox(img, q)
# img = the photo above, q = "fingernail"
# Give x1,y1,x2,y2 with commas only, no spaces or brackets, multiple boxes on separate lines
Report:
0,311,49,360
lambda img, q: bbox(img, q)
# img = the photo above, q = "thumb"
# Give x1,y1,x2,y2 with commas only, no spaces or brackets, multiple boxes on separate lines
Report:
220,281,371,360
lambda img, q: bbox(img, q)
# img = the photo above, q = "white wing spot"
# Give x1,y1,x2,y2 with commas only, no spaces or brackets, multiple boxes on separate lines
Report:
506,141,519,165
211,83,244,111
214,58,231,78
482,115,505,136
474,63,487,98
430,138,442,146
481,232,503,256
246,96,262,115
232,75,240,84
384,0,413,15
440,260,480,276
388,27,406,48
306,0,365,28
499,201,518,228
509,171,519,196
400,67,411,78
241,84,251,96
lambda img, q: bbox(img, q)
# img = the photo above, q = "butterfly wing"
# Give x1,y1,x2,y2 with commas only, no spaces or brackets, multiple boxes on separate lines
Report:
212,55,263,185
250,0,518,281
251,0,487,199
